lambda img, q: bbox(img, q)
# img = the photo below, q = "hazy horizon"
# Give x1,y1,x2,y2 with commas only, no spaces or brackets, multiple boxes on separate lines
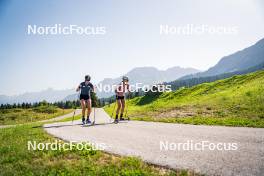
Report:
1,65,201,96
1,0,264,95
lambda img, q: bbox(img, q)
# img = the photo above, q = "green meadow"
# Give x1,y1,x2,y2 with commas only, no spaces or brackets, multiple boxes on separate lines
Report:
0,124,195,176
0,106,72,125
0,105,196,175
105,70,264,127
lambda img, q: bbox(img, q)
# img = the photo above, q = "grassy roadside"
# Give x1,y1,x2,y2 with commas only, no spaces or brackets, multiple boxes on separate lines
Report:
131,116,264,127
0,124,197,176
58,114,82,122
0,106,73,125
105,70,264,127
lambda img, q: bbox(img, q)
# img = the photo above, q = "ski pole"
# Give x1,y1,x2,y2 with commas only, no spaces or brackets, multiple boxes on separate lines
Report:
111,98,117,118
125,93,130,120
72,108,76,124
92,105,96,125
72,93,80,124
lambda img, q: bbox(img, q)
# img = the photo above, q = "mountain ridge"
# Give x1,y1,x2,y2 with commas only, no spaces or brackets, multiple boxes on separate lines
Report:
180,38,264,80
0,66,199,103
0,88,75,104
95,66,200,98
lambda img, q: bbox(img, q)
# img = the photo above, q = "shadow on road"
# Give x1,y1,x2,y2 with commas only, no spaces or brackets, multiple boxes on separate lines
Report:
40,121,129,129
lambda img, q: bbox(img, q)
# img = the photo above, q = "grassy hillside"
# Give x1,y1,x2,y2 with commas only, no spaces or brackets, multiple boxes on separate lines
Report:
105,70,264,127
0,106,72,125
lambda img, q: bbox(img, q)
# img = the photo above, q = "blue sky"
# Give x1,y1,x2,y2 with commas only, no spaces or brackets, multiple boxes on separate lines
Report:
0,0,264,95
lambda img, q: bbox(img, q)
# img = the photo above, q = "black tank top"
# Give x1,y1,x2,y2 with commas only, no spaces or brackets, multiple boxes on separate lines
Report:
80,82,93,96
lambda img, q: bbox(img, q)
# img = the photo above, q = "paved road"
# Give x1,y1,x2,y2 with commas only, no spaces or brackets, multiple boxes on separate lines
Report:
0,109,81,129
44,108,264,176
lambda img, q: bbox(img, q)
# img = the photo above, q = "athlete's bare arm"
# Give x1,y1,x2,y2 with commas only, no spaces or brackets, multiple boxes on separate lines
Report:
76,85,80,92
127,83,130,92
91,83,95,92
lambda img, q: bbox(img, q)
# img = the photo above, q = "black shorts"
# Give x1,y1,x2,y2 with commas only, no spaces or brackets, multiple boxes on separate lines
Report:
116,96,125,100
80,94,90,100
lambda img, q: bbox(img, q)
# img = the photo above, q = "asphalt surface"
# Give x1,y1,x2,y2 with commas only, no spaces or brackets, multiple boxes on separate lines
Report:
44,108,264,176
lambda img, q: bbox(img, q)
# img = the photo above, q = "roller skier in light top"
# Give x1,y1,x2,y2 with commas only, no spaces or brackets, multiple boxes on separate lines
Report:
114,76,130,123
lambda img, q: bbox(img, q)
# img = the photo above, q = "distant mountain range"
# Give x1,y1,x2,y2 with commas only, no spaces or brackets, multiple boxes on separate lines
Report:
1,37,264,104
0,88,75,104
167,62,264,91
95,66,200,98
100,66,200,85
0,66,199,103
180,38,264,80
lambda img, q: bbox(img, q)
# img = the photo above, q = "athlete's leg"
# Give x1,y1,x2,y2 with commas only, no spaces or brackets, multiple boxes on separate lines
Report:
120,99,125,120
86,99,92,118
81,99,86,116
84,99,91,123
116,99,121,118
80,99,86,123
